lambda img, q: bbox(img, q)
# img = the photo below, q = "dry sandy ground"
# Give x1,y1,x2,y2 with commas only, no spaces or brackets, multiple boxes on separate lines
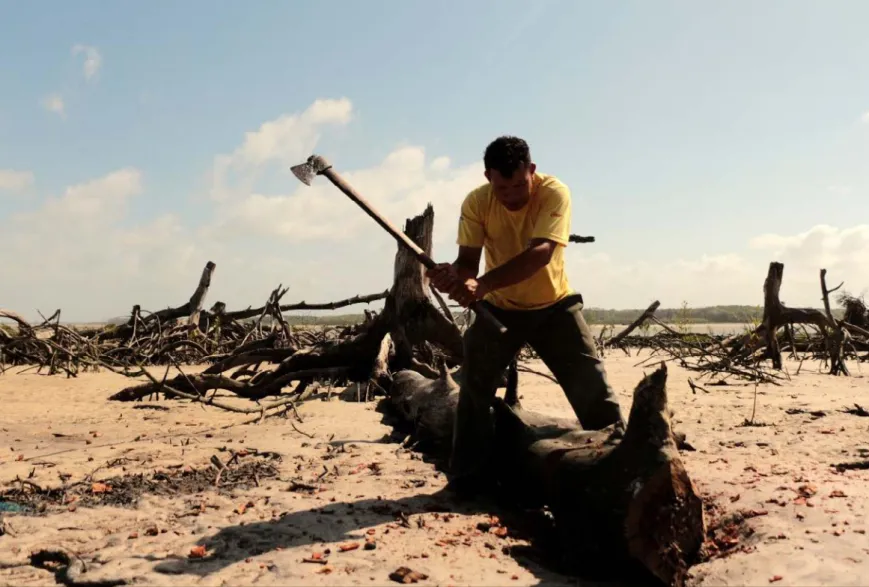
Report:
1,351,868,586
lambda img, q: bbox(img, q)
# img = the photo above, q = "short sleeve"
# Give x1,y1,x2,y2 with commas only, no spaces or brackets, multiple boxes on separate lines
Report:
457,189,485,247
531,183,571,245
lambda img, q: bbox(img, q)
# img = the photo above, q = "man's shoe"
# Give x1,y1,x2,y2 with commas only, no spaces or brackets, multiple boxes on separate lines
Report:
603,420,626,445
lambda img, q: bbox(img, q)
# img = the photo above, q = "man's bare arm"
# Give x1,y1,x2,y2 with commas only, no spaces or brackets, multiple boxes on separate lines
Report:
427,246,481,294
477,238,557,293
453,246,482,280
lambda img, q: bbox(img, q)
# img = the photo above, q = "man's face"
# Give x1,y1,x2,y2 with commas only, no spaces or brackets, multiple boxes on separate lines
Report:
485,162,536,211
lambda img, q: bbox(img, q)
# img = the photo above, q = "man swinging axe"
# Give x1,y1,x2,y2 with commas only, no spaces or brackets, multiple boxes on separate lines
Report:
426,135,627,498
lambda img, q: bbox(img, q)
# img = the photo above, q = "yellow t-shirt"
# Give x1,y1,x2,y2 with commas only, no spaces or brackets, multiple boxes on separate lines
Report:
456,172,573,311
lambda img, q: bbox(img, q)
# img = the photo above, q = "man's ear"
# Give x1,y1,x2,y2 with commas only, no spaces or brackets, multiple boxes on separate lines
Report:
484,169,491,182
528,162,537,175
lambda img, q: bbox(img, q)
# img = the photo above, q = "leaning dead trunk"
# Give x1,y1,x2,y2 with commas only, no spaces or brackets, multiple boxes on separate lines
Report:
388,363,705,587
381,204,463,373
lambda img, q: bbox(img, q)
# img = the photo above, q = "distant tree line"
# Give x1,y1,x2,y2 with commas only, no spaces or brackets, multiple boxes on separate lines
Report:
46,303,848,331
280,304,845,327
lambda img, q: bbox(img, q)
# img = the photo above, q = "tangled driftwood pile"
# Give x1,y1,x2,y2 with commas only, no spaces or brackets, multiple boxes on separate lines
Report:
0,266,388,377
587,265,869,386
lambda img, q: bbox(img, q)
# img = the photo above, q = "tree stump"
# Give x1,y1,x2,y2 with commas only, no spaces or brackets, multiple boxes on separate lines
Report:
381,204,463,373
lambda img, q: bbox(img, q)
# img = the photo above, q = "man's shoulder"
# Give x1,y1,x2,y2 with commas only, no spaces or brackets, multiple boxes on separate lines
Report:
535,172,570,196
462,182,492,208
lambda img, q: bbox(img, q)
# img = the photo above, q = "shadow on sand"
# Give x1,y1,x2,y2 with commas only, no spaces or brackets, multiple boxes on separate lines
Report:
149,398,660,586
151,484,655,586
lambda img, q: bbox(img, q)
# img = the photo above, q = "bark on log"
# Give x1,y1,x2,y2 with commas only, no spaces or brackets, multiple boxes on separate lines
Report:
381,204,463,371
388,363,705,586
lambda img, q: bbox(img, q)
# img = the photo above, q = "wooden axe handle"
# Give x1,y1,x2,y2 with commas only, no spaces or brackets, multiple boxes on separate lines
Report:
319,167,508,335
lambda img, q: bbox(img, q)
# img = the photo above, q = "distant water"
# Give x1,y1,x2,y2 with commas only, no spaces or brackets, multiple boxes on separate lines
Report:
587,322,752,337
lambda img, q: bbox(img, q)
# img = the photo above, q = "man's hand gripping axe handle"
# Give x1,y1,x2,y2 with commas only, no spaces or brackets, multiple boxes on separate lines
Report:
290,154,508,335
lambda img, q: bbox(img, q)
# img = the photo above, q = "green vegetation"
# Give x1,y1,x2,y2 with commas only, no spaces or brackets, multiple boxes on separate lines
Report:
283,314,364,327
582,304,766,326
4,304,847,331
279,304,843,327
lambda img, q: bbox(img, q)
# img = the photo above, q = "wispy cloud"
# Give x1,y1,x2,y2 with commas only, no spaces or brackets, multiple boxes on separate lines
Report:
72,44,102,81
42,93,65,117
4,95,869,320
861,110,869,124
827,185,853,195
209,97,353,201
0,169,34,193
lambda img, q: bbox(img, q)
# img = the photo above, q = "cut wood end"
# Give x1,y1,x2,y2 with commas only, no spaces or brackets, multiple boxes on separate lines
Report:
624,458,706,587
622,362,673,448
437,359,457,389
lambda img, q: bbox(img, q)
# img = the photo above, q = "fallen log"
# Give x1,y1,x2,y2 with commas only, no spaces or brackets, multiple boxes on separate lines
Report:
219,290,389,323
388,362,705,586
107,366,350,402
604,300,660,348
98,261,217,342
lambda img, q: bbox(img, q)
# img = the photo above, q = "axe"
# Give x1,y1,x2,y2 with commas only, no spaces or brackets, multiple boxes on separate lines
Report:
290,154,508,335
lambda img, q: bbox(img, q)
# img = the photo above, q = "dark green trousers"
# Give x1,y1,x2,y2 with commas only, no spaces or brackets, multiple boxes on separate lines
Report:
450,293,626,478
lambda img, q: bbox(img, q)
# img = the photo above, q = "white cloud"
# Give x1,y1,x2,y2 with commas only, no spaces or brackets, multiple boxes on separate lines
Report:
42,94,65,116
210,97,353,201
567,224,869,310
430,156,451,172
572,223,869,310
861,111,869,124
0,169,34,193
72,44,102,81
3,96,869,322
749,224,869,283
827,185,852,195
36,167,143,223
210,145,482,244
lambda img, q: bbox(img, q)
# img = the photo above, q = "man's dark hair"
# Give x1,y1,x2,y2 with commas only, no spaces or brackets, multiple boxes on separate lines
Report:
483,136,531,178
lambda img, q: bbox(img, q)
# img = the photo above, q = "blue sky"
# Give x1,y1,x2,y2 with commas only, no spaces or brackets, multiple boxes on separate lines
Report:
2,1,868,321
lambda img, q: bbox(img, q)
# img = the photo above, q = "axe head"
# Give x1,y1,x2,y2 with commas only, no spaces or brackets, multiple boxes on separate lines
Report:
290,154,332,186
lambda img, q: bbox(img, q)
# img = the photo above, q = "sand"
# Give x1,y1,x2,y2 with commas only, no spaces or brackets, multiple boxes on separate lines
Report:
1,351,867,586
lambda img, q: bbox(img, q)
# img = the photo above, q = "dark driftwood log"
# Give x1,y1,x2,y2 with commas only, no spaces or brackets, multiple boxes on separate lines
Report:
217,290,389,323
187,261,216,332
389,363,705,586
255,206,462,386
820,269,849,376
729,262,840,369
108,366,350,402
605,300,661,348
98,261,217,341
111,207,458,402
